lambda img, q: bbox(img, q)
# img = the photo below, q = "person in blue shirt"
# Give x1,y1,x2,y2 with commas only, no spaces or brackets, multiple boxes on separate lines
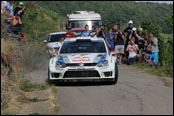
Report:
81,25,90,37
105,27,115,51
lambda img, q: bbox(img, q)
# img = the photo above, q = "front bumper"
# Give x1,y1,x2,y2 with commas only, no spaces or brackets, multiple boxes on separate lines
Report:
49,66,115,82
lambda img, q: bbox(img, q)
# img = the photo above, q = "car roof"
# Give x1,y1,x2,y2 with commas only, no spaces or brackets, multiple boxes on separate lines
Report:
63,37,105,42
49,32,66,35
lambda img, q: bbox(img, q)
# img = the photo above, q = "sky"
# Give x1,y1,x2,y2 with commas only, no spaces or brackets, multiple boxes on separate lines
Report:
135,1,173,4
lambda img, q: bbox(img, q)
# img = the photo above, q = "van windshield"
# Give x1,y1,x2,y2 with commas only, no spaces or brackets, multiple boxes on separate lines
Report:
70,20,101,29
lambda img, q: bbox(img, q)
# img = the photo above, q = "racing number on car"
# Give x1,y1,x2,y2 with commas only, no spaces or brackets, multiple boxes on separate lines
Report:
72,56,91,62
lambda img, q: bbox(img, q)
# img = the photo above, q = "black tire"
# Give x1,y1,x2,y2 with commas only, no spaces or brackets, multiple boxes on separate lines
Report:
110,63,118,84
48,68,53,85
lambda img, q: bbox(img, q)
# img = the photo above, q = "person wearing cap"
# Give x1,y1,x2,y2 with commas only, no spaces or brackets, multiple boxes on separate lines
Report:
65,27,75,38
14,2,26,19
129,27,140,45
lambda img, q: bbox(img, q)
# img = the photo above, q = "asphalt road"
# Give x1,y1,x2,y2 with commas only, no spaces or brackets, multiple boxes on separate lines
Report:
56,64,173,115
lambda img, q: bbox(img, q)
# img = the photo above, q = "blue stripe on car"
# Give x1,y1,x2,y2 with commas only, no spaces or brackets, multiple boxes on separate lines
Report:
98,59,106,63
58,60,65,64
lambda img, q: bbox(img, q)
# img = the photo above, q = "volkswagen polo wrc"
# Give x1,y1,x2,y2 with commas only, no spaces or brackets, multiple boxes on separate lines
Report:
48,37,118,84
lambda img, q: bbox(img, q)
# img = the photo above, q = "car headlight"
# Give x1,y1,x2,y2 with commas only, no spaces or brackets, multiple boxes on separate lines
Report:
56,61,66,68
97,60,109,67
56,56,66,68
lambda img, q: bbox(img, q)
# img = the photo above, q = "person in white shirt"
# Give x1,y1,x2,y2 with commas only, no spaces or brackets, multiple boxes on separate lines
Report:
1,1,8,13
6,1,13,16
126,39,139,65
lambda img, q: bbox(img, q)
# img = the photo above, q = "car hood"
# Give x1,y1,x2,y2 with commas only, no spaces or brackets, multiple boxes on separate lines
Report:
59,53,107,64
47,42,62,48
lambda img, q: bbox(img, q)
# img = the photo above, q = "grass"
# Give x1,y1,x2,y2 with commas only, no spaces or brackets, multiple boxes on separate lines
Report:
1,110,17,115
133,62,173,78
19,79,49,92
160,33,173,39
17,96,48,103
28,113,44,115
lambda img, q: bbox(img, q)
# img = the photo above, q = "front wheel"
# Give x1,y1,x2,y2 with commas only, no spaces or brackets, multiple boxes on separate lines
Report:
48,68,53,85
110,63,118,84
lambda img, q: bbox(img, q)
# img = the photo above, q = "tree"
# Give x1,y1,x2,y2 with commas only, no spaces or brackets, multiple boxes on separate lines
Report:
165,15,173,30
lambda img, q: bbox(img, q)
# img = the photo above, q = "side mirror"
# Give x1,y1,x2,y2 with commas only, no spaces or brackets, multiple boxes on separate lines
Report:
43,40,47,43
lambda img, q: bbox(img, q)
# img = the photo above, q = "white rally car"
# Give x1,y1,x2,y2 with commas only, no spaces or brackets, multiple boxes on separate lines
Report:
43,32,66,57
48,37,118,84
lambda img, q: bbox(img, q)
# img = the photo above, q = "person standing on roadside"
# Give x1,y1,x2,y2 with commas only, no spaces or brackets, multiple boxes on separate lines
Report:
148,32,159,69
105,27,115,51
114,27,125,64
124,20,134,60
65,27,75,38
97,25,106,39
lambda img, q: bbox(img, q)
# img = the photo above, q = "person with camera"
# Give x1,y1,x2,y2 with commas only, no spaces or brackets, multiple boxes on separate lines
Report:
105,27,115,51
148,32,159,69
89,26,97,37
126,39,139,65
114,27,124,64
14,2,27,20
97,25,106,39
7,12,22,34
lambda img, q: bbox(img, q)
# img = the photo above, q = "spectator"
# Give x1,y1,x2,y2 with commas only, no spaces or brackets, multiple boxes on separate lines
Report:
114,27,125,64
137,33,146,62
1,1,8,14
89,26,97,37
148,32,159,68
7,12,22,34
105,27,115,51
97,25,106,38
60,33,70,43
6,1,13,17
113,24,118,32
126,39,139,65
65,27,75,38
14,2,27,20
81,25,90,37
129,27,140,45
124,20,134,60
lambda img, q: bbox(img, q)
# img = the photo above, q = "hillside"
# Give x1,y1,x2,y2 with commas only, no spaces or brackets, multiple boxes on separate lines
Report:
16,1,67,42
37,1,173,33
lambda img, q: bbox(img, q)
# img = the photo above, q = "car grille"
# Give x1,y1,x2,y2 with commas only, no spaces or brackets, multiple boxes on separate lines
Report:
64,71,100,78
66,63,97,67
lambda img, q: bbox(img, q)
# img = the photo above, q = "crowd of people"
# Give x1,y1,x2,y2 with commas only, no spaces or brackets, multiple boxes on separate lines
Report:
1,2,159,68
64,20,159,68
1,1,27,42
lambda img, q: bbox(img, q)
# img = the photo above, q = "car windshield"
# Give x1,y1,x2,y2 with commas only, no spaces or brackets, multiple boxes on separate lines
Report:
48,34,65,42
70,20,101,29
60,40,106,53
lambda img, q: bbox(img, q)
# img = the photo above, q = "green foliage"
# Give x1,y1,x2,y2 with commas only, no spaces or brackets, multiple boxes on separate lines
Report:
165,15,173,30
37,1,173,33
19,79,49,92
141,20,160,37
13,1,66,42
